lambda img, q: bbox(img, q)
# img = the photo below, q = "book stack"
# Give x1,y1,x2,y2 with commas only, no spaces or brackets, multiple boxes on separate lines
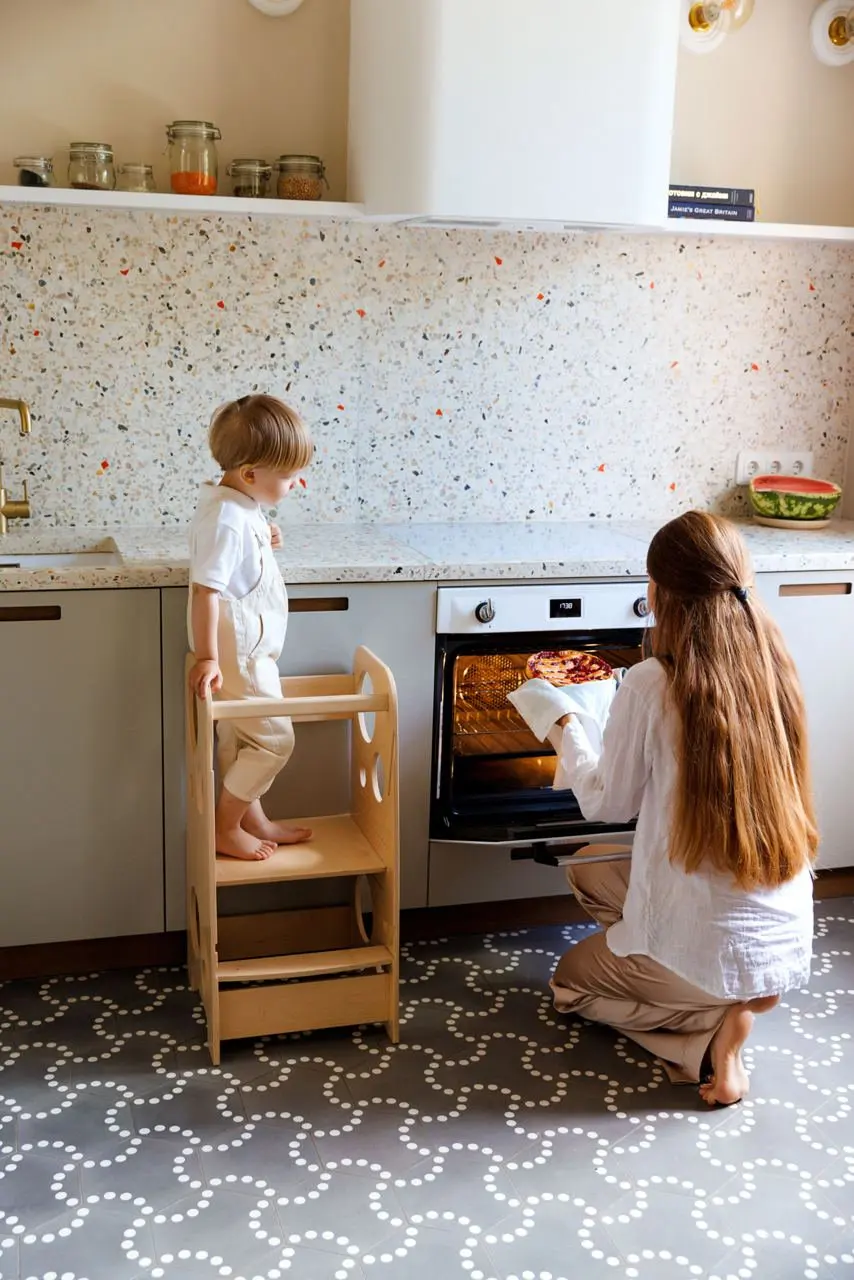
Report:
668,185,756,223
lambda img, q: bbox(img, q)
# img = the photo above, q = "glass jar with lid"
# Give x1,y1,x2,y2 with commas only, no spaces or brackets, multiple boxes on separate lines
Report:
68,142,116,191
166,120,221,196
13,156,54,188
226,159,272,199
118,163,156,194
274,154,327,201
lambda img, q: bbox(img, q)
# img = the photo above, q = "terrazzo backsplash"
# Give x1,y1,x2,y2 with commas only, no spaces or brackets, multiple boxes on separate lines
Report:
1,204,852,528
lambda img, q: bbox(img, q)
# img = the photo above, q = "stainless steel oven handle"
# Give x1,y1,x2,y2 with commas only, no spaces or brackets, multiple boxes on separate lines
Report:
534,848,632,867
431,834,634,852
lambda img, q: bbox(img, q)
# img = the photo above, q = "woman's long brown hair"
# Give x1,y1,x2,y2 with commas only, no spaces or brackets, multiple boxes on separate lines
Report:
647,510,818,890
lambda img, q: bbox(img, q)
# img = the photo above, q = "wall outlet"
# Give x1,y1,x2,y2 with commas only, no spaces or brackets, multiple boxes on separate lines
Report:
735,451,814,486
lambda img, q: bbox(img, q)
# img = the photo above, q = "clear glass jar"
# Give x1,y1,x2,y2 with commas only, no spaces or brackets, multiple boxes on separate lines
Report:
274,154,327,201
166,120,221,196
227,159,272,199
13,156,54,188
118,163,156,194
68,142,116,191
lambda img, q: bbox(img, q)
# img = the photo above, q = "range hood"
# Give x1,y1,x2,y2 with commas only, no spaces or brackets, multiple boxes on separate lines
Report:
348,0,681,228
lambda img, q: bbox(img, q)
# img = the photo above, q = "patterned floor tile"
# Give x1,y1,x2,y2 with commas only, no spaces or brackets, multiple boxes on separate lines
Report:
79,1134,204,1211
276,1168,407,1256
17,1200,154,1280
0,902,851,1279
483,1194,626,1279
0,1149,82,1227
147,1186,292,1276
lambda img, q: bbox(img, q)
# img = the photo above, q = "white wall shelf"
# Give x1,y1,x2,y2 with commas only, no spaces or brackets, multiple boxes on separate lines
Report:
0,185,364,221
660,217,854,243
2,186,853,244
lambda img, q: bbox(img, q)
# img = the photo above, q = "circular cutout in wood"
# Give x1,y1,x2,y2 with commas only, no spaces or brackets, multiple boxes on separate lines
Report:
371,752,385,803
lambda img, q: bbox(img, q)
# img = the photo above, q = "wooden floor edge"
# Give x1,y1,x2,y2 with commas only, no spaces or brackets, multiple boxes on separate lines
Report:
2,867,852,981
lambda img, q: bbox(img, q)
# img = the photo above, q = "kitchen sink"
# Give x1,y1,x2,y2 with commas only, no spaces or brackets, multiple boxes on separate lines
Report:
0,551,122,570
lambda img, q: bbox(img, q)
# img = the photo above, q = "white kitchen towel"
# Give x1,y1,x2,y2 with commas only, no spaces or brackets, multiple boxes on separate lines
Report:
507,675,621,754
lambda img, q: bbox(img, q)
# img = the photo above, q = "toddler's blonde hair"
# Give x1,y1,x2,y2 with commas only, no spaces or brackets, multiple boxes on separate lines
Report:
209,394,313,474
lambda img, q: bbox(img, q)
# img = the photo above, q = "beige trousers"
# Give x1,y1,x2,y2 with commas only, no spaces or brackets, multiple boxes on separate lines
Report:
552,859,733,1084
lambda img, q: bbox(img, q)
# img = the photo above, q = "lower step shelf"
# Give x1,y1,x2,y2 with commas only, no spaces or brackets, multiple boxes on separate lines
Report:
217,944,393,984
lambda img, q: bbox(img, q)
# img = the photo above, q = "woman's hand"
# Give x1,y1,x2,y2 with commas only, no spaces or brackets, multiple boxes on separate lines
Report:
556,714,573,728
270,522,283,549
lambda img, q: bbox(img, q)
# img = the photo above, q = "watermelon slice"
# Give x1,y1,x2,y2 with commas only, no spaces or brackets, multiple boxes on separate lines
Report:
748,474,841,521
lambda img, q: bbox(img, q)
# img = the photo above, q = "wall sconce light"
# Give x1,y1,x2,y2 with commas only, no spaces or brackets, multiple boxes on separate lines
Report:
811,2,854,65
681,0,756,54
248,0,305,14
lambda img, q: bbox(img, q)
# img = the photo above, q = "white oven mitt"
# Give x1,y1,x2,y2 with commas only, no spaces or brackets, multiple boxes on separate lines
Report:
507,675,623,755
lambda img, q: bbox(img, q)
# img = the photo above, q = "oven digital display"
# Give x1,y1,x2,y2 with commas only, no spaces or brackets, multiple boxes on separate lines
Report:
549,598,582,619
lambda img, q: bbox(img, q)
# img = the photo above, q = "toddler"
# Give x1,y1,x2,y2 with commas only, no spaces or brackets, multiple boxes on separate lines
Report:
188,394,313,861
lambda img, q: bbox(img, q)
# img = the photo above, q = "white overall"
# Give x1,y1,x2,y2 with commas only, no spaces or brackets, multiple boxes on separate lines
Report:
200,526,295,803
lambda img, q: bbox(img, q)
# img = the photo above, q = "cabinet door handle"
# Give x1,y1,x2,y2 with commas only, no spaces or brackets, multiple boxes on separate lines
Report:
0,605,62,622
289,597,349,613
778,583,852,598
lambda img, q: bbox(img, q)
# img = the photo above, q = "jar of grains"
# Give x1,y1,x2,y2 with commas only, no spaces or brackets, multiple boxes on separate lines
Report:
226,159,272,199
68,142,116,191
166,120,221,196
13,156,54,188
274,154,327,201
118,163,156,194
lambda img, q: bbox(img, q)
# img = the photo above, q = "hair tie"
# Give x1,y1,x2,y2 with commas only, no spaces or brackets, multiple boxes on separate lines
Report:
732,585,749,604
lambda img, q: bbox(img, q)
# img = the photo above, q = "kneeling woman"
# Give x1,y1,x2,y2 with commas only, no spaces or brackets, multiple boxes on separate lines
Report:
551,511,817,1105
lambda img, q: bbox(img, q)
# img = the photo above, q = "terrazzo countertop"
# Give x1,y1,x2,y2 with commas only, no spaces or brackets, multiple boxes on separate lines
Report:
2,519,854,591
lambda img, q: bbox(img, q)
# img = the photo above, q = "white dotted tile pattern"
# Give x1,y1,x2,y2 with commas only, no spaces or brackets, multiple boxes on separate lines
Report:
1,206,852,531
0,904,852,1278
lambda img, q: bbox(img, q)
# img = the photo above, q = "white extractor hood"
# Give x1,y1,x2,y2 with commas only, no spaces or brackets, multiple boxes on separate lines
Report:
348,0,681,229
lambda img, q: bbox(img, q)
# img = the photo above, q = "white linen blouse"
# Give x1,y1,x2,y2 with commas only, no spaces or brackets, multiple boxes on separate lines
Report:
556,658,814,1001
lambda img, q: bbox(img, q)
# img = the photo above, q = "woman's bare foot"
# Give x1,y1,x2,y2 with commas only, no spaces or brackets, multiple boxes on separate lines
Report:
215,824,276,861
699,995,780,1107
243,800,312,846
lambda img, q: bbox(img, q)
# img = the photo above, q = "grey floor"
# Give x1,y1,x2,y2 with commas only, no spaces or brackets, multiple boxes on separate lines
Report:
1,904,853,1280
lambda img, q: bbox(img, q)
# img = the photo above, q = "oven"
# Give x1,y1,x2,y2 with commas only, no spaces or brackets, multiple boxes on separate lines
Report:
430,583,650,889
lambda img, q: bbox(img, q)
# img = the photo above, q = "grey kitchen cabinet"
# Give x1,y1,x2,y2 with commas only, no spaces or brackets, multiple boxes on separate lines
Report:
757,570,854,871
162,586,190,933
0,589,164,947
161,581,436,926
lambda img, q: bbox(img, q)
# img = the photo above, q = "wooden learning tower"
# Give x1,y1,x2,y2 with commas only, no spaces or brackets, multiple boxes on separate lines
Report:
185,646,400,1065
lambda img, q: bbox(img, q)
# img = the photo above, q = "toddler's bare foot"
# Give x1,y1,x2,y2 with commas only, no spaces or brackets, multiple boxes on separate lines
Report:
216,824,276,861
699,994,779,1107
243,800,312,846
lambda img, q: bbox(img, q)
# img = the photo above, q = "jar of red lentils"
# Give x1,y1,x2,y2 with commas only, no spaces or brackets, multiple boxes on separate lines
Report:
166,120,221,196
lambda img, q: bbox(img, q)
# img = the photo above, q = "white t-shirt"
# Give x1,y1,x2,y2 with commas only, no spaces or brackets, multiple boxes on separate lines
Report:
189,483,270,599
557,658,814,1001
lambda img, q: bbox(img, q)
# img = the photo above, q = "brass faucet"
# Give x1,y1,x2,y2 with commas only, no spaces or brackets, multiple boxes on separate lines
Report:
0,399,32,534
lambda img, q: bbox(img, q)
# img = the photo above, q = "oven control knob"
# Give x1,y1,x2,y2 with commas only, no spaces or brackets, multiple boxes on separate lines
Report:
475,599,496,624
633,597,651,618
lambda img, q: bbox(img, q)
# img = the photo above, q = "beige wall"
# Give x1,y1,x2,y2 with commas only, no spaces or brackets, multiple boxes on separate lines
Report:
0,0,350,198
672,0,854,226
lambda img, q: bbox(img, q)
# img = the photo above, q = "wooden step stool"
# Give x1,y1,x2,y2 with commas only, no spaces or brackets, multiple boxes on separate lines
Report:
185,646,400,1065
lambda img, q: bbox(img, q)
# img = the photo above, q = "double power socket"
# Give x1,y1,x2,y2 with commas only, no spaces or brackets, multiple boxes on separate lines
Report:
734,451,813,486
